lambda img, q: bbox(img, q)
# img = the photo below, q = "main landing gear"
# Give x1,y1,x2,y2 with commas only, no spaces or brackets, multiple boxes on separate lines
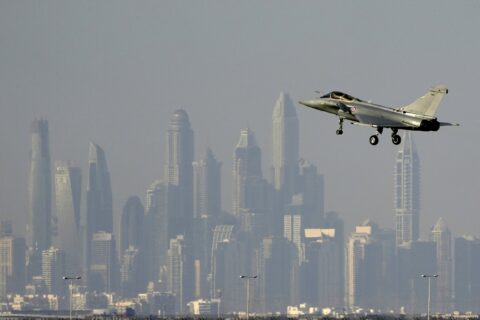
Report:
369,127,402,145
391,129,401,145
369,127,383,145
336,118,344,135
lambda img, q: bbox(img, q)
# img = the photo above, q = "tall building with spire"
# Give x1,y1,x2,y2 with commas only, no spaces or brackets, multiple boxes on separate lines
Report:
394,132,420,246
272,93,299,205
27,119,52,251
85,142,113,285
164,109,194,236
431,217,453,312
54,161,81,274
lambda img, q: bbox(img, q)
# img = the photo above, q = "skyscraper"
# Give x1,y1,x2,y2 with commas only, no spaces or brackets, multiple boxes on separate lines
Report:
41,247,66,295
210,238,244,313
454,236,480,312
272,93,299,204
28,119,52,251
166,235,191,314
120,246,143,297
54,161,81,274
191,149,220,297
283,214,303,263
193,148,222,219
396,240,437,313
144,180,175,282
431,217,453,312
0,232,26,298
298,159,325,229
303,229,344,308
120,196,144,255
257,236,296,313
86,142,113,235
346,220,383,309
210,225,235,299
394,132,420,246
164,109,194,236
232,128,264,216
90,231,118,293
85,142,113,285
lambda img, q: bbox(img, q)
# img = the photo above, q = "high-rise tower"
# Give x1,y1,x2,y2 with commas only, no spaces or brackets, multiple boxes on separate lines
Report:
27,120,52,251
454,236,480,312
394,132,420,246
164,109,194,236
86,143,113,234
272,93,299,204
193,148,222,219
85,142,113,285
431,217,453,312
120,196,144,255
41,247,66,295
0,231,26,298
54,161,81,273
144,180,174,282
232,128,264,216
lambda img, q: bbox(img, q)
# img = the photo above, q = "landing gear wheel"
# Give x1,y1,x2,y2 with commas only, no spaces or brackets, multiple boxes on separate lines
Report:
369,135,379,145
336,118,344,135
392,134,401,145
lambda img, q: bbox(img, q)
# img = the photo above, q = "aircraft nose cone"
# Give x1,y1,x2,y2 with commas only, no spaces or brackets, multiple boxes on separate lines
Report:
299,100,316,108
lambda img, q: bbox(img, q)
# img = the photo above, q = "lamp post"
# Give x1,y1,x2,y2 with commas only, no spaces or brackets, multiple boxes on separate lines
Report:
62,276,81,320
421,274,438,320
240,275,257,320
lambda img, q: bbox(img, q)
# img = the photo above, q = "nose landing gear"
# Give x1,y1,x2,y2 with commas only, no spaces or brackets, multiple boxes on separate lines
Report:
336,118,344,135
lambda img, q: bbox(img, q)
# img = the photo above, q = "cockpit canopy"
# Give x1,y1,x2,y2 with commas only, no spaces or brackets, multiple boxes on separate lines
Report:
321,91,363,102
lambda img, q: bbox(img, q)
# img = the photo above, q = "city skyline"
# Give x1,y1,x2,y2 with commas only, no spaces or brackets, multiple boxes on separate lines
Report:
0,1,476,239
0,0,479,316
0,106,478,315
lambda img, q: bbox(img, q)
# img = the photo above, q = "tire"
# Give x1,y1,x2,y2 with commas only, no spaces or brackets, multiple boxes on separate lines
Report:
392,134,401,145
336,129,343,135
369,135,379,145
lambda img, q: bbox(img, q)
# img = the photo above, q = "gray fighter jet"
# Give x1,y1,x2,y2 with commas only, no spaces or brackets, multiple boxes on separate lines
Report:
299,84,458,145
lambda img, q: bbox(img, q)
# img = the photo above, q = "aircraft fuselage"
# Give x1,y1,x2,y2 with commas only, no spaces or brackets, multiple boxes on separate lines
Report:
300,98,440,131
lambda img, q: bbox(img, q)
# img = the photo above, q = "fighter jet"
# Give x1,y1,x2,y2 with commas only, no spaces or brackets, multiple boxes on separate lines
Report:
299,85,458,145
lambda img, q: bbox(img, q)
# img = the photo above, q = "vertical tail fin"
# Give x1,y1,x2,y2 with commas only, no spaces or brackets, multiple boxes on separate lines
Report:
400,85,448,116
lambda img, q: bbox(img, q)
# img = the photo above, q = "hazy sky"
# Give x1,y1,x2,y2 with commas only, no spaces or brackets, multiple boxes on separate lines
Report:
1,1,479,238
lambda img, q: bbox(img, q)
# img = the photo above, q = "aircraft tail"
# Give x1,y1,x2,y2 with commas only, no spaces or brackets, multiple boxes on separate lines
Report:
400,85,448,117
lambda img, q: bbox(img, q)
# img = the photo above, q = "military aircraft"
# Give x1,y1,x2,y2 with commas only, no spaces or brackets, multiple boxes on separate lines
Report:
299,85,458,145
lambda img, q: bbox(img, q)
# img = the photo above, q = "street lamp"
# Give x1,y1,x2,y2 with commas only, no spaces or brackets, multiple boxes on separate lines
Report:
62,276,81,320
421,274,438,320
240,275,257,320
